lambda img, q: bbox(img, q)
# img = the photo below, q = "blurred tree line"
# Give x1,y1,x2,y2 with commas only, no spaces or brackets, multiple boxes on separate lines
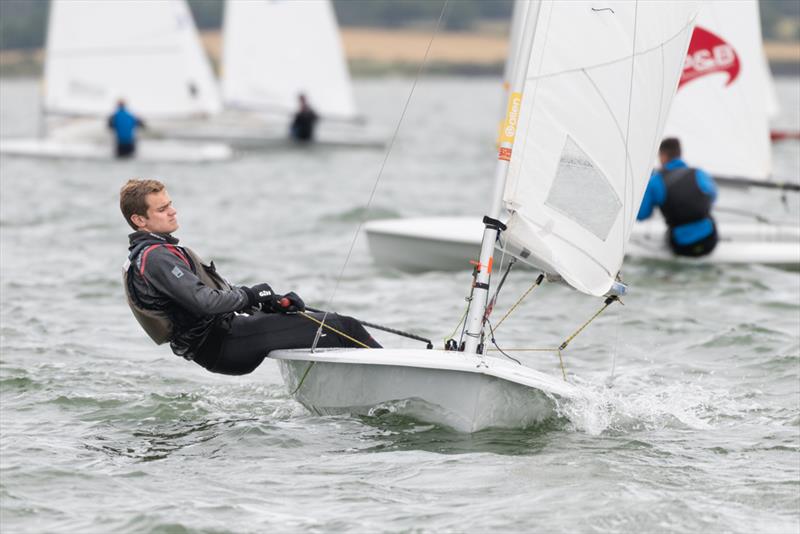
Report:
1,0,798,51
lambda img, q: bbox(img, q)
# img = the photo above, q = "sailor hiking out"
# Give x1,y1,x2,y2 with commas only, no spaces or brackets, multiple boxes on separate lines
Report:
637,138,718,257
120,179,380,375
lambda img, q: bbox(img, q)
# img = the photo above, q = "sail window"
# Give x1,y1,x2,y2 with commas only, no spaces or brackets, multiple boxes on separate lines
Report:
544,136,621,241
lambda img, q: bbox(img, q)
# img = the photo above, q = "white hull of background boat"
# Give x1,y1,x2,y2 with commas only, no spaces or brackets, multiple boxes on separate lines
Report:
0,137,233,163
156,121,386,150
270,348,579,433
364,217,800,271
628,219,800,266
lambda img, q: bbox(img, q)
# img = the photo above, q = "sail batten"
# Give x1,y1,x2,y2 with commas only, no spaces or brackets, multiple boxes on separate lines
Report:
500,1,699,297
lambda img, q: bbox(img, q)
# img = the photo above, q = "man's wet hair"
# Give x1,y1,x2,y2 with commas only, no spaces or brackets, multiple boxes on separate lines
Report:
659,137,681,161
120,178,165,230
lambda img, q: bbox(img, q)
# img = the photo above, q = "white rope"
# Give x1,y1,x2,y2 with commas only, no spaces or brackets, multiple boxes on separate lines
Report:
311,0,451,351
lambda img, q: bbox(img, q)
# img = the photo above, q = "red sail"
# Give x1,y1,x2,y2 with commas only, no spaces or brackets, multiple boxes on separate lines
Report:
679,26,740,89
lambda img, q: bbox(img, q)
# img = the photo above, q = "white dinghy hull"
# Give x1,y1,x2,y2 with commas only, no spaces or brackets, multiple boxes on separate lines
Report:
156,121,387,150
0,137,233,163
365,216,800,271
270,348,579,433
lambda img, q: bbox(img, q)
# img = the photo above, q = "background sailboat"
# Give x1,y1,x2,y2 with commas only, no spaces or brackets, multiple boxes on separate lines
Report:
662,0,777,186
364,0,799,271
161,0,386,149
270,0,699,432
222,0,357,120
628,0,799,263
0,0,232,163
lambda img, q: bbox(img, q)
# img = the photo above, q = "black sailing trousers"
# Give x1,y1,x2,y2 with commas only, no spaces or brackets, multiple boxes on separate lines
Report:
194,311,381,376
668,222,719,257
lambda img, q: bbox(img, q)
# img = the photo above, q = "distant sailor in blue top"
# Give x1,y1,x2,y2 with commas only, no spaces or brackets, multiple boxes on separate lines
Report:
107,99,146,158
637,138,718,257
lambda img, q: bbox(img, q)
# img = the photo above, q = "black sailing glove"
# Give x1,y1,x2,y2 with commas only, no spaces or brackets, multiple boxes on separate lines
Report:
242,283,279,311
274,291,306,314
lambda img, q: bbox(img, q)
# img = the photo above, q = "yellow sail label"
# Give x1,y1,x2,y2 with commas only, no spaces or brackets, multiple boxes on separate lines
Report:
498,91,522,145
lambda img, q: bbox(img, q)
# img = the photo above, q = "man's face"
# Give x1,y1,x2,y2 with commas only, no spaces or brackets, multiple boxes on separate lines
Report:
132,190,178,234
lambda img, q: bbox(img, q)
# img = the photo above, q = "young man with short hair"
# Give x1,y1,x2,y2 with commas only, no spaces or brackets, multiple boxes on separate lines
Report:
121,179,379,375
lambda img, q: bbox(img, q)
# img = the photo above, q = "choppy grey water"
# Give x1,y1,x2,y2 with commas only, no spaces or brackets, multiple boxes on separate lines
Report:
1,76,799,534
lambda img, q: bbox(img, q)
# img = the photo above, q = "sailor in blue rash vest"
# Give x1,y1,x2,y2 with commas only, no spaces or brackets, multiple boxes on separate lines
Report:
637,137,718,257
108,100,146,158
120,179,380,375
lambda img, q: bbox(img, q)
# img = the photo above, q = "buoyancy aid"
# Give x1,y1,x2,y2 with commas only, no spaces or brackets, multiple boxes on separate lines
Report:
123,243,232,345
659,167,713,228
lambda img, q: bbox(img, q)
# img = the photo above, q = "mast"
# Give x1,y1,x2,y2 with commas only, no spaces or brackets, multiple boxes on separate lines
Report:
503,0,526,93
462,0,542,355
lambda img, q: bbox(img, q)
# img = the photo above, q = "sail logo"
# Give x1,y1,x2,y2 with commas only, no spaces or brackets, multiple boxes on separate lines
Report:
679,26,740,89
499,92,522,145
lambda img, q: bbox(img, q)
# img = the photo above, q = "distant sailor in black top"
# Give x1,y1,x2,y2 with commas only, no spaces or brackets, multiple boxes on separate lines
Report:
120,179,380,375
289,93,318,142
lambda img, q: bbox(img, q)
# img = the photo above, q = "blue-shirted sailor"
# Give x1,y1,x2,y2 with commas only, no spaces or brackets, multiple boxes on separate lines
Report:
107,100,146,158
637,137,718,257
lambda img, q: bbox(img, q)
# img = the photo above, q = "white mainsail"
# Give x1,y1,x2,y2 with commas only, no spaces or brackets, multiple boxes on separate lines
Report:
221,0,357,120
43,0,221,119
663,0,774,181
498,1,698,297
